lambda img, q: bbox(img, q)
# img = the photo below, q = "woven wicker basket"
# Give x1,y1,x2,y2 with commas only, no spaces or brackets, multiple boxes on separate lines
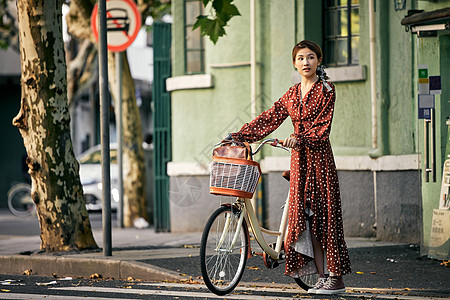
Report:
210,156,261,199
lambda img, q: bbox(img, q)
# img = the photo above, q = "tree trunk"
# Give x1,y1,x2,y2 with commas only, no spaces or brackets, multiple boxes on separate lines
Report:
108,52,147,227
13,0,97,251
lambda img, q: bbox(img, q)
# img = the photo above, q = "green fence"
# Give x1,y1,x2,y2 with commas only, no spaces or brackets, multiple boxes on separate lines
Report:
152,22,172,232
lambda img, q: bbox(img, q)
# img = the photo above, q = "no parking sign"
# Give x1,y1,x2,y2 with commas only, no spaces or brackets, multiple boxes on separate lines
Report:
91,0,142,52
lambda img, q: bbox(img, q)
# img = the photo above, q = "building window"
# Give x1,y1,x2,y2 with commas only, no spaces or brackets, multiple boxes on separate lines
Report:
323,0,360,66
184,0,204,74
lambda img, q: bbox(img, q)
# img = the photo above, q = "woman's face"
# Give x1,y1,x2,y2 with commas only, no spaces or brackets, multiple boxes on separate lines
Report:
293,47,321,79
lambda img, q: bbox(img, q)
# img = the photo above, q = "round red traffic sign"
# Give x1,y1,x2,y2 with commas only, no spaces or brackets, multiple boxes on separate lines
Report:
91,0,142,52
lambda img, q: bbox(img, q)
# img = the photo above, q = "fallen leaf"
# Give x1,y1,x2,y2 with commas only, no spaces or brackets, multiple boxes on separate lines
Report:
127,276,134,281
441,260,450,267
23,269,32,275
370,272,376,274
1,289,10,292
89,273,102,279
356,271,364,274
246,265,260,270
404,288,411,291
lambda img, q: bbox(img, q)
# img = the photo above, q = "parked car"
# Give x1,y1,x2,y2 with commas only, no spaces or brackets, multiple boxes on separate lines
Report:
78,144,119,211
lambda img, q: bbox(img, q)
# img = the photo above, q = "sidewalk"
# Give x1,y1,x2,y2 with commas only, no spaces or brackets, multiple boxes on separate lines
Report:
1,226,449,299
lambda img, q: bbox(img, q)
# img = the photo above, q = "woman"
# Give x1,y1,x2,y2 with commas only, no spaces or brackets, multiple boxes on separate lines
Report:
230,40,351,295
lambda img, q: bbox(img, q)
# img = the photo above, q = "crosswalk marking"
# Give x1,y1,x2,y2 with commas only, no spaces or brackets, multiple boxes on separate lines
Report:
138,282,303,293
0,293,131,300
50,285,440,300
51,286,300,299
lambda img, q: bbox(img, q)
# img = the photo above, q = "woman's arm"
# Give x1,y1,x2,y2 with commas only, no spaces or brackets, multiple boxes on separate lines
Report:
231,89,292,143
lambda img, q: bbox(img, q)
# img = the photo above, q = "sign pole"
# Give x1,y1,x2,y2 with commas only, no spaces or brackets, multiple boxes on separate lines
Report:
116,52,124,228
91,0,141,240
98,0,112,257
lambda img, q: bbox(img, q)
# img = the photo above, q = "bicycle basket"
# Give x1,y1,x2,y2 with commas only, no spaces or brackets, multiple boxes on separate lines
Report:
210,156,261,199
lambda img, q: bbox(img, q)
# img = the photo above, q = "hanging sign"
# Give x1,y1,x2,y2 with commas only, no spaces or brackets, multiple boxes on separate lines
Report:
418,64,429,95
430,76,442,95
418,94,434,119
91,0,142,52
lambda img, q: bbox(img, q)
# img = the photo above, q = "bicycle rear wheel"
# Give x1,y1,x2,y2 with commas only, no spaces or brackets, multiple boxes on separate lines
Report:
294,273,320,291
200,205,249,296
7,183,34,217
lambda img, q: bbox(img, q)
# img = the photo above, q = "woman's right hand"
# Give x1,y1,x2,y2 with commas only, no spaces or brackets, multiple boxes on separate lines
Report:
282,137,297,148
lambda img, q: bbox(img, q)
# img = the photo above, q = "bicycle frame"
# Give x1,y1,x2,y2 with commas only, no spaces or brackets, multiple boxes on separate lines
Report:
214,138,291,260
217,194,290,261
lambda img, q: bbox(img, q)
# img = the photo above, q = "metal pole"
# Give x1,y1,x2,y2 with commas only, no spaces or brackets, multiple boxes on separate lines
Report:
98,0,112,256
116,52,124,228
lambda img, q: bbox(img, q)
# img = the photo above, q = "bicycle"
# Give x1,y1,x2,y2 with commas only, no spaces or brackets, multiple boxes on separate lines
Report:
7,183,35,217
200,138,319,296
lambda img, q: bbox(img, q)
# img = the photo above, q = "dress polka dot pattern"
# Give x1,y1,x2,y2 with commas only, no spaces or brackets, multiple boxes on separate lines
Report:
232,81,351,276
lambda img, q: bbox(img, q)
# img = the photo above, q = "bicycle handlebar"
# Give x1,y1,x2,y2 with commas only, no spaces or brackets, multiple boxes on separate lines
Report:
216,137,290,156
251,138,289,156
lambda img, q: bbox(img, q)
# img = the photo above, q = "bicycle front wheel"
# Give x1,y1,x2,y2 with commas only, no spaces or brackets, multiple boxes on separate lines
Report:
7,183,34,217
200,205,249,296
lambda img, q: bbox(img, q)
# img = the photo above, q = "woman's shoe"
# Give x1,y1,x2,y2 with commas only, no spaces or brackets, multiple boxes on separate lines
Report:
315,276,345,295
307,275,328,294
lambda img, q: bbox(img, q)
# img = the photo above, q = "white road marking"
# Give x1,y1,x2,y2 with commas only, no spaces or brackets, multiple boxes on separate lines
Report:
51,286,302,299
0,293,131,300
49,285,441,300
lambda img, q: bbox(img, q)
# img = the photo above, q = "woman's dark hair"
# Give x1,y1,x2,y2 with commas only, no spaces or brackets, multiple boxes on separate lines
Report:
292,40,329,80
292,40,322,62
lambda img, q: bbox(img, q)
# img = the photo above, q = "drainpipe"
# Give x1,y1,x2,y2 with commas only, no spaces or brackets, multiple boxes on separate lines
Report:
368,0,379,158
369,0,389,159
250,0,258,211
250,0,256,119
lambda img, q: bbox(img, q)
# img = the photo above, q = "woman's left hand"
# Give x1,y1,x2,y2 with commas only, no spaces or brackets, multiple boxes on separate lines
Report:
283,137,297,148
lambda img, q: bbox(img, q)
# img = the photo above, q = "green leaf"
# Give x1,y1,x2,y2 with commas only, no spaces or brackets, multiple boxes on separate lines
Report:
221,0,240,17
194,0,241,44
212,0,223,12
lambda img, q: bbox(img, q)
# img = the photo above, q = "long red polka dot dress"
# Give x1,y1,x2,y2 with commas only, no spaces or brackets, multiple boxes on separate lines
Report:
232,80,351,277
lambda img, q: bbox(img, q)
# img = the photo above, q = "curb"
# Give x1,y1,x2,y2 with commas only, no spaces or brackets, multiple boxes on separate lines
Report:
0,255,184,282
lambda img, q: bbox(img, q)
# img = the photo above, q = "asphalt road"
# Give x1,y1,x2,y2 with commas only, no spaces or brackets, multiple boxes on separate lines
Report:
142,244,450,297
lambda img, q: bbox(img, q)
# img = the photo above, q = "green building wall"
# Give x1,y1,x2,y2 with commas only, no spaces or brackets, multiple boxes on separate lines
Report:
414,0,450,255
167,0,432,241
170,0,418,163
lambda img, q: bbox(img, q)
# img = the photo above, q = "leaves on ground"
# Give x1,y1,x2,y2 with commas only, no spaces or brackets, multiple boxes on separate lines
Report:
246,265,260,270
89,273,102,279
23,269,32,275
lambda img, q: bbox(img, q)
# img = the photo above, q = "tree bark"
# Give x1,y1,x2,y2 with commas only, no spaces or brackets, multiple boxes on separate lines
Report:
108,52,147,226
13,0,97,251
